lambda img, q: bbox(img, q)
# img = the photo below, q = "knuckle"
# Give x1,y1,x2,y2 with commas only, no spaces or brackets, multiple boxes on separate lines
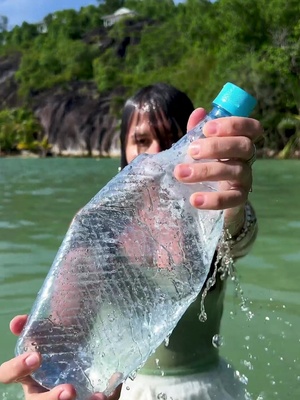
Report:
232,163,244,179
200,164,211,180
227,118,243,135
230,119,240,134
240,137,253,155
214,197,224,209
254,119,264,136
211,193,225,210
206,138,218,154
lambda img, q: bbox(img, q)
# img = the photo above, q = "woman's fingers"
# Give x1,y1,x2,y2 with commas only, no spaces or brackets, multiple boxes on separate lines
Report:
186,111,263,143
90,384,122,400
186,108,207,132
175,161,251,188
107,384,122,400
189,189,249,210
3,315,116,400
23,382,76,400
174,159,252,210
176,115,264,211
0,353,41,384
203,116,263,141
10,315,28,335
188,136,254,161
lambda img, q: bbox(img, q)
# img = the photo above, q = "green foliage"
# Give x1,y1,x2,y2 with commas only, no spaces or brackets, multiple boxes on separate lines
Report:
0,108,44,154
125,21,183,73
125,0,176,20
97,0,126,15
277,115,300,159
15,37,97,96
93,54,122,92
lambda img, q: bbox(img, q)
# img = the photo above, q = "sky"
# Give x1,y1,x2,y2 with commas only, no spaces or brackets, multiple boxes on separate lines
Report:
0,0,185,29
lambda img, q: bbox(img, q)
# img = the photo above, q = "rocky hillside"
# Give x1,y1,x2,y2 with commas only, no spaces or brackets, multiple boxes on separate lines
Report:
0,17,155,157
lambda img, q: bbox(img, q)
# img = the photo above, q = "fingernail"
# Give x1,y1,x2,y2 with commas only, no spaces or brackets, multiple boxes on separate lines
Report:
25,353,39,368
178,165,192,178
205,121,218,135
59,390,72,400
194,195,205,207
189,144,200,157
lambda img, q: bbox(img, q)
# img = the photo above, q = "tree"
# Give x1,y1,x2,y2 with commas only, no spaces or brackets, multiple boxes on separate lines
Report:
0,108,43,154
97,0,126,15
0,15,8,32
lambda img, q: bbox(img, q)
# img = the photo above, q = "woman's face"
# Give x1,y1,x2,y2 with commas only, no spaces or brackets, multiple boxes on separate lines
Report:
125,112,164,164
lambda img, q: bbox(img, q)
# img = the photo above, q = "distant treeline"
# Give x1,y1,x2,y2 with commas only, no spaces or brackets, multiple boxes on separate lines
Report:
0,0,299,157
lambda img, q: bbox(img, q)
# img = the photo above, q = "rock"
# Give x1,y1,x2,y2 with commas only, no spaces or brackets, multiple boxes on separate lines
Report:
0,17,155,157
33,82,124,157
0,52,22,108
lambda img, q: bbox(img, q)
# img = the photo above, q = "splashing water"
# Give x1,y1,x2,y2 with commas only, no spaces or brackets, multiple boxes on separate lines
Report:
155,358,165,377
199,228,235,322
234,369,249,385
212,334,224,349
157,393,167,400
164,335,170,347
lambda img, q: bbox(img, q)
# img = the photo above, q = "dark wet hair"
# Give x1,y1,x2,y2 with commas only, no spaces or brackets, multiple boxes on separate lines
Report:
120,83,194,169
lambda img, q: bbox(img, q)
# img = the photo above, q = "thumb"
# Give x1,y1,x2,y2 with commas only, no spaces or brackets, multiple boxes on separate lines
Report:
22,381,76,400
187,108,206,132
107,384,122,400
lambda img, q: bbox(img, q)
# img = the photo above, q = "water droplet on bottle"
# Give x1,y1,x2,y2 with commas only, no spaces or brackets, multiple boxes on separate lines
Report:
157,393,167,400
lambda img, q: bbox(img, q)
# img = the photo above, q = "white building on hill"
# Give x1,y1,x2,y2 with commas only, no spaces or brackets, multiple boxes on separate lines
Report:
101,8,137,27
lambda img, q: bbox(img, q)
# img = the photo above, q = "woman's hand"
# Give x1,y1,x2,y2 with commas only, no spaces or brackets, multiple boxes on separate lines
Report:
0,316,121,400
174,108,263,236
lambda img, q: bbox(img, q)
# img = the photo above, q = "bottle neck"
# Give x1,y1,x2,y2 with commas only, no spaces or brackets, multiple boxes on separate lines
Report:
208,105,232,119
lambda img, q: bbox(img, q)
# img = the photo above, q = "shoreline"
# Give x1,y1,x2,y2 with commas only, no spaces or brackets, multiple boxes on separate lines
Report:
1,148,300,160
0,150,121,159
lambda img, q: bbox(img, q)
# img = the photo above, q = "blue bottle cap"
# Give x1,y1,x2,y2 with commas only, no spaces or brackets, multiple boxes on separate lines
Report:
213,82,257,117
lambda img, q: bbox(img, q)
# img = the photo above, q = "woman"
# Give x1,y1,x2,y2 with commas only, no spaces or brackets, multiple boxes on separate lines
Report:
0,83,262,400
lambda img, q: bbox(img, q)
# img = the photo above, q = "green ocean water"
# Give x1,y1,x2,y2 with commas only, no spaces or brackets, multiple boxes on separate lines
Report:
0,158,299,399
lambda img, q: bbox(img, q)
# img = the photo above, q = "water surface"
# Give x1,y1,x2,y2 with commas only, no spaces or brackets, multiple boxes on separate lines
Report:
0,158,299,399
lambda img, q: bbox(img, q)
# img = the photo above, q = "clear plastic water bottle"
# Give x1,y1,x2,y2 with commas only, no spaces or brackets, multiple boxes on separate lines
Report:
15,83,256,399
